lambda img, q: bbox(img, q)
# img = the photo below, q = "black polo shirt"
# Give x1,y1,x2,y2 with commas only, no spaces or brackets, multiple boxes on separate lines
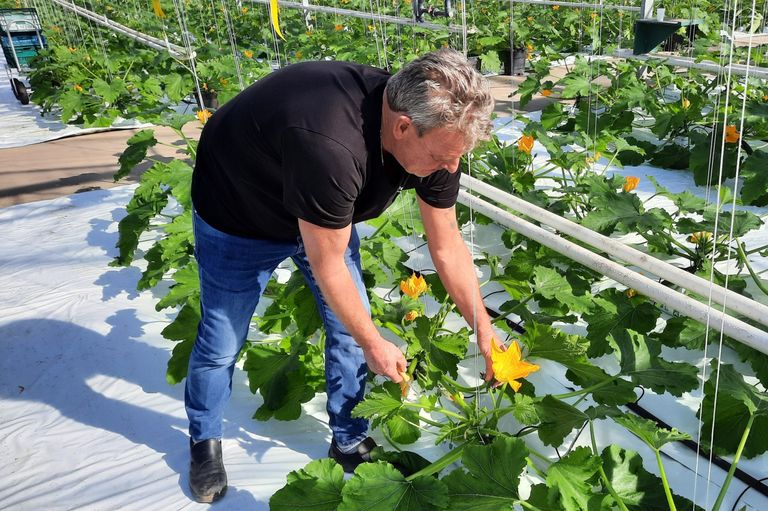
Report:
191,60,460,240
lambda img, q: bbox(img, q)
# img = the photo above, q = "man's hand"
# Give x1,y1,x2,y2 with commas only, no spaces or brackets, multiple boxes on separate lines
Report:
362,337,407,383
478,335,501,383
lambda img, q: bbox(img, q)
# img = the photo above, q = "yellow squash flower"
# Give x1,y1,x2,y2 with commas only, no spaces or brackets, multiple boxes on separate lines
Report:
689,231,712,244
152,0,166,18
725,125,740,143
586,151,602,164
541,89,552,97
625,288,638,298
623,176,640,192
398,371,411,397
763,94,768,101
404,310,420,322
552,5,560,10
334,24,344,31
518,134,535,154
491,341,540,392
73,84,83,92
241,7,248,14
243,49,253,59
681,98,690,109
196,109,212,124
400,273,428,299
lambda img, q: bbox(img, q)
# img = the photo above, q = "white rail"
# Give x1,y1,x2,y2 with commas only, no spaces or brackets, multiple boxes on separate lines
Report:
49,0,192,59
457,181,768,356
614,49,768,79
249,0,467,33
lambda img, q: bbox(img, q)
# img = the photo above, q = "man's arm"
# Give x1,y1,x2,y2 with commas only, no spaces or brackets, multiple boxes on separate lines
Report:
418,197,498,380
298,219,406,382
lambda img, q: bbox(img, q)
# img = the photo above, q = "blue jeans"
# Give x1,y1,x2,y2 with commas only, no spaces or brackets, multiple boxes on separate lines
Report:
185,210,369,450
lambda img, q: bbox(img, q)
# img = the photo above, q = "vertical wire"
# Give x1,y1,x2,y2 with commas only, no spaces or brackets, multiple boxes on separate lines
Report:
703,0,741,507
170,0,205,110
367,0,383,68
209,0,223,47
374,0,388,70
84,0,113,81
220,0,244,90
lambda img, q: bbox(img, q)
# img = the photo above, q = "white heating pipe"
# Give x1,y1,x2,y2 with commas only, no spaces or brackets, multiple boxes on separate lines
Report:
250,0,467,33
457,190,768,355
614,49,768,79
50,0,191,59
461,174,768,329
511,0,641,12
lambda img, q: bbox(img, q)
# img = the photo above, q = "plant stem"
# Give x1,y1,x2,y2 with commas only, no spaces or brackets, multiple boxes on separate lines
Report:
737,242,768,296
654,449,677,511
711,414,755,511
517,500,544,511
552,377,617,400
403,402,464,421
589,421,631,511
405,443,466,481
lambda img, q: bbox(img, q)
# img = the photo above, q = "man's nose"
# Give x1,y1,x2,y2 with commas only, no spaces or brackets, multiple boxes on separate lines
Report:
444,157,461,173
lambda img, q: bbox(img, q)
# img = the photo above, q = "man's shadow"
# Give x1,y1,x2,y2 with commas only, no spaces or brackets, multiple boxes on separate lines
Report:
0,312,271,508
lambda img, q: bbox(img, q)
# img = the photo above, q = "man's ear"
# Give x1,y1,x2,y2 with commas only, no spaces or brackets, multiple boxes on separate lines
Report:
392,115,411,140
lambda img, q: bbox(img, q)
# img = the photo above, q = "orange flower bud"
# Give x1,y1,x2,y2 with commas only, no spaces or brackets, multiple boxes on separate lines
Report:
725,125,740,143
622,176,640,192
517,134,535,154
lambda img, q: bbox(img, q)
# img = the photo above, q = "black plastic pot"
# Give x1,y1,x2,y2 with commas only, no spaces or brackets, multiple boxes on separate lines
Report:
199,90,219,109
499,48,527,76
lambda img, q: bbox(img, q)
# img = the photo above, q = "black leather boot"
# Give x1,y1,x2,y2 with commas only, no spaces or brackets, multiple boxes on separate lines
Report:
328,437,377,474
189,439,228,503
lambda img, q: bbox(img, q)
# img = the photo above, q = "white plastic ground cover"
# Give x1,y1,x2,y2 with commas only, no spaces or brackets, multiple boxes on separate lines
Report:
0,53,151,149
0,186,348,510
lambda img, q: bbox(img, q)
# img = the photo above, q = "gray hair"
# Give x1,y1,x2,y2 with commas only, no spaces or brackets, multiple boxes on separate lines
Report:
385,47,494,148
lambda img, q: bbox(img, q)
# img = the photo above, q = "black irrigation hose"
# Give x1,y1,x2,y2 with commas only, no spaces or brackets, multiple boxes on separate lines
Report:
482,305,768,500
625,401,768,501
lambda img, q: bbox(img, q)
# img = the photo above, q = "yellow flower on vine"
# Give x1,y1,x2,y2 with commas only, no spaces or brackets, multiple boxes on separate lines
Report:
586,151,602,164
73,84,83,92
518,134,535,154
689,231,712,244
196,109,212,125
491,341,540,392
552,5,560,10
625,288,638,298
241,6,248,14
623,176,640,192
400,273,428,299
243,49,253,59
541,89,552,97
681,97,691,109
334,24,344,31
404,310,420,322
725,125,740,143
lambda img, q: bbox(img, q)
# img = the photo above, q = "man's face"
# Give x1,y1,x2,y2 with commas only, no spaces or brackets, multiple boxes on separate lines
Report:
392,122,467,178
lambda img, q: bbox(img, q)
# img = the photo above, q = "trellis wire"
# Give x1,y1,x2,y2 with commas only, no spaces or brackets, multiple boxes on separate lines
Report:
219,0,245,91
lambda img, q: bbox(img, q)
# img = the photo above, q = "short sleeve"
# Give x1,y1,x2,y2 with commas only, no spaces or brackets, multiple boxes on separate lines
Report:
281,128,363,229
415,169,461,208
